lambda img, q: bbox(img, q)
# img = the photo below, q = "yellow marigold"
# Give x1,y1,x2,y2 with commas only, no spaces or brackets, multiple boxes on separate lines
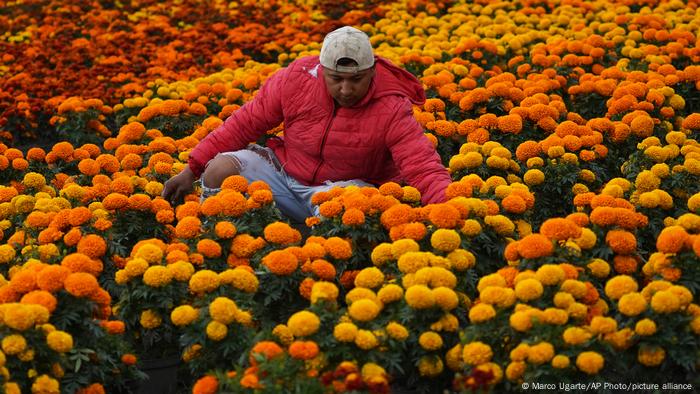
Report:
209,297,238,325
462,341,493,365
2,336,26,362
354,267,384,289
527,342,555,365
206,320,228,341
171,305,199,326
334,322,358,342
271,324,294,346
638,346,665,367
534,264,565,286
587,258,610,278
140,310,162,329
134,243,163,264
542,307,569,325
391,238,420,259
650,290,680,313
461,218,482,236
589,316,617,335
617,292,647,316
562,327,592,346
576,351,604,375
168,261,195,282
142,265,173,288
348,299,381,322
370,243,394,266
46,331,73,353
469,303,496,323
514,278,544,302
418,331,443,351
477,273,507,293
447,249,475,271
31,375,59,394
377,284,404,304
397,251,431,274
405,285,435,309
604,275,639,300
287,311,320,337
635,318,657,336
506,361,526,381
189,270,220,293
433,286,459,310
509,311,532,332
386,321,409,341
219,268,258,293
551,354,570,369
479,287,516,308
430,229,461,252
348,331,377,353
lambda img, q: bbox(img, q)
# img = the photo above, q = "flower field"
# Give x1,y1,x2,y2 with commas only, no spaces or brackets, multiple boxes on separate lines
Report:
1,0,700,393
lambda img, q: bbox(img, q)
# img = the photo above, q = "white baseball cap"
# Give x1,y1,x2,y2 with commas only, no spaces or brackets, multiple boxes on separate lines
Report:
319,26,375,73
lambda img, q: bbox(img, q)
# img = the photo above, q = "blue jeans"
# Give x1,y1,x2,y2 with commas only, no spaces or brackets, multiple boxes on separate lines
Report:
200,144,371,223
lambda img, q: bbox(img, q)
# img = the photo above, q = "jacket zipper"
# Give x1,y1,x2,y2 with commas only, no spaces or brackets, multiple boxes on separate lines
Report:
311,104,337,184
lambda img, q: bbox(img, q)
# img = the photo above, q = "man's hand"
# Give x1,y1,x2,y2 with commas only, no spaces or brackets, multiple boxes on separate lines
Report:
162,165,197,206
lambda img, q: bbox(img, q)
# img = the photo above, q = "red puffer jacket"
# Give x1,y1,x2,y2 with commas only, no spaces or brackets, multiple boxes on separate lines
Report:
188,55,451,204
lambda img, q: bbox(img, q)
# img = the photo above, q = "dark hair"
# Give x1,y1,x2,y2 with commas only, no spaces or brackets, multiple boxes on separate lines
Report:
336,57,359,67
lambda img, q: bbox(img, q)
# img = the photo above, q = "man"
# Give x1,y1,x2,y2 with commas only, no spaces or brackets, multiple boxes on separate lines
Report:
162,26,451,223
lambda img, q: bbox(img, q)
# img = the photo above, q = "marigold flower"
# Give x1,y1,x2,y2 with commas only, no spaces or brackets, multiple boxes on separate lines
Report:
429,228,461,252
355,329,379,350
262,250,298,276
516,234,553,259
433,286,459,310
191,375,218,394
353,267,384,289
140,309,162,329
604,275,638,300
324,237,352,259
527,342,555,365
310,281,338,304
405,285,435,309
64,272,99,298
175,216,201,239
514,278,544,301
189,270,220,293
142,266,173,287
206,320,228,341
263,222,301,244
36,265,70,292
334,322,358,342
462,341,492,366
249,341,283,365
20,290,57,313
289,340,319,360
650,290,680,313
287,310,320,337
468,303,496,323
576,351,604,375
171,305,199,326
46,330,73,353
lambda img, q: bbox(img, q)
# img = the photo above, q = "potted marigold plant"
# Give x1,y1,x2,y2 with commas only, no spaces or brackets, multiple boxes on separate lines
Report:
114,240,193,392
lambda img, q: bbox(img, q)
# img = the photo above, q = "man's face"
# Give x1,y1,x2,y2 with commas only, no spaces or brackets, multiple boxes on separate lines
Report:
323,67,375,108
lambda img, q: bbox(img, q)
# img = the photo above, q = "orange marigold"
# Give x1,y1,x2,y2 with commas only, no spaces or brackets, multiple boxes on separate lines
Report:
289,340,320,360
517,234,554,259
77,234,107,259
428,204,462,228
656,226,688,254
605,230,637,255
262,250,299,275
324,237,353,260
264,222,301,245
197,239,222,258
175,216,201,239
64,272,100,297
380,204,414,229
539,218,582,240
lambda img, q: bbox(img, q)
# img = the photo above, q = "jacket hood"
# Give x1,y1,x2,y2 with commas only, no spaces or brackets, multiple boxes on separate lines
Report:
307,55,426,108
371,56,426,106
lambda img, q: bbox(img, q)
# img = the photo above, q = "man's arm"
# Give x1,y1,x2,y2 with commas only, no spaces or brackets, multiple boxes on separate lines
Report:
187,68,287,177
385,99,452,205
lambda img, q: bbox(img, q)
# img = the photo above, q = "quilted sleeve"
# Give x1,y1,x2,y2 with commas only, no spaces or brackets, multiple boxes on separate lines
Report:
187,68,287,177
385,99,451,205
